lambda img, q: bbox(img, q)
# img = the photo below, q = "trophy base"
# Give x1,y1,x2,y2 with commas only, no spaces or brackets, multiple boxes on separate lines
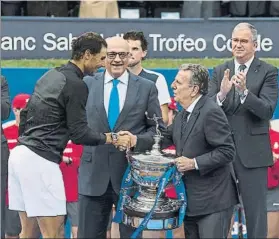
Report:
122,197,181,230
122,208,180,230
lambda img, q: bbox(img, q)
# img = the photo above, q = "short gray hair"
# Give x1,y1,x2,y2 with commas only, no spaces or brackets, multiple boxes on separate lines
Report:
233,22,258,42
179,63,209,95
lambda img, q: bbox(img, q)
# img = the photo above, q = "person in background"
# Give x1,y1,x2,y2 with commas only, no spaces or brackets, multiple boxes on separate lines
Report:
3,94,30,147
123,31,171,125
60,142,83,239
79,0,119,18
208,22,278,238
267,120,279,238
1,76,11,239
1,1,22,16
167,97,179,127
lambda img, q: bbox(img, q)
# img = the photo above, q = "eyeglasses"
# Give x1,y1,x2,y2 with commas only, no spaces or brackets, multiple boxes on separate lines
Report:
231,38,251,45
107,52,130,60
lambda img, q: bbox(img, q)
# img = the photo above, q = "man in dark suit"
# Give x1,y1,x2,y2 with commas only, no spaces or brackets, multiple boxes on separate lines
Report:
208,22,278,238
78,36,163,238
1,76,11,238
162,63,238,238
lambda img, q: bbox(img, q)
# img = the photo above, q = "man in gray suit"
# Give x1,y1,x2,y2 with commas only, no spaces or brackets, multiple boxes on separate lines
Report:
208,22,278,238
1,76,11,238
162,64,238,238
78,36,163,238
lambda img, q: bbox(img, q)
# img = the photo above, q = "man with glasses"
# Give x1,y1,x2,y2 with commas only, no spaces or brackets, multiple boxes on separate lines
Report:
78,36,163,238
208,22,278,238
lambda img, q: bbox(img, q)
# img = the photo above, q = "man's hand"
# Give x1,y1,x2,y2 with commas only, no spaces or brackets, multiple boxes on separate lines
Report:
232,72,247,93
118,131,137,148
113,132,133,151
218,69,233,101
62,156,72,165
175,156,195,172
273,152,279,163
104,133,113,144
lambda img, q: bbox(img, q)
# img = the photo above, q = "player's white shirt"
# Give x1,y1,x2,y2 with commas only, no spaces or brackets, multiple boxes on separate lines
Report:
139,68,171,106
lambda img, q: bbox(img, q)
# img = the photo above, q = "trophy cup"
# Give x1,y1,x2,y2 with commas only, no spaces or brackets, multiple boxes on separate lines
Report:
117,114,186,232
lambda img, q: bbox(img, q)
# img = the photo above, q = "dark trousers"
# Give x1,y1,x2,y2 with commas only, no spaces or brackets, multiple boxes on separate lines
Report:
78,181,142,239
233,156,267,238
184,206,233,239
1,143,9,238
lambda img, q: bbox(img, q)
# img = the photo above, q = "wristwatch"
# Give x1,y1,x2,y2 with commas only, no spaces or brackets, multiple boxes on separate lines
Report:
111,132,118,142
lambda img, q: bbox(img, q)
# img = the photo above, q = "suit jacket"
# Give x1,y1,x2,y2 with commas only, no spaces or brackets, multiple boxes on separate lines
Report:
1,76,11,144
162,95,238,217
78,71,163,196
208,58,278,168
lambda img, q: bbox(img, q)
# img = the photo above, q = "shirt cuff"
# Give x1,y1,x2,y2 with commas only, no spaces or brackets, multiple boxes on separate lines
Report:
99,133,107,145
193,158,199,170
216,92,226,106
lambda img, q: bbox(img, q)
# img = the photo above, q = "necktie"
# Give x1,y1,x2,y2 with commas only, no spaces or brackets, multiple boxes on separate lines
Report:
108,79,120,130
234,64,247,110
238,64,247,73
181,110,190,133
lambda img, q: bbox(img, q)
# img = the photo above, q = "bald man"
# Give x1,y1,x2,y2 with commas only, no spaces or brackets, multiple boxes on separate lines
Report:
78,36,164,238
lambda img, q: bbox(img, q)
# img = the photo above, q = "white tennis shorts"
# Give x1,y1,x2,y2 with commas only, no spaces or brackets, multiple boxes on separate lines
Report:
8,145,66,217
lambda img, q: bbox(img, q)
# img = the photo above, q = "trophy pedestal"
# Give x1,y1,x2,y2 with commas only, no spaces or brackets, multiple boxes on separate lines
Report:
122,186,182,230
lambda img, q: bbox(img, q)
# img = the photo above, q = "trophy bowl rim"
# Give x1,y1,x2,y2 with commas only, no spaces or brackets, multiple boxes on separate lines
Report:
128,151,176,165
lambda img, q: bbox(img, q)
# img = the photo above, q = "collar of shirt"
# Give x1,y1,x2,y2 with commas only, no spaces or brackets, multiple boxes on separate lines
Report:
104,70,129,85
234,55,254,73
185,95,203,115
67,61,84,79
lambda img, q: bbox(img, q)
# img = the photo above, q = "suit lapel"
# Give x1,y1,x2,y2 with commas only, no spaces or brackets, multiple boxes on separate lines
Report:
245,58,261,90
181,111,200,148
93,73,110,131
181,96,206,148
114,74,139,132
228,60,235,83
227,60,238,105
175,112,183,156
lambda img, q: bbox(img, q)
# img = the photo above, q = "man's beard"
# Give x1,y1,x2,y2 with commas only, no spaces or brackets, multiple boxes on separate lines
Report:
128,60,141,68
84,66,97,76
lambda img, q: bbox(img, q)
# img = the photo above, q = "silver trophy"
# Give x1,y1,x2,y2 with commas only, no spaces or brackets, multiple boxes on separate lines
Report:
122,113,184,230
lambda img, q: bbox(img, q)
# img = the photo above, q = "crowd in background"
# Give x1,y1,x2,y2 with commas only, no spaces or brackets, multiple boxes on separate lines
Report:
1,0,279,19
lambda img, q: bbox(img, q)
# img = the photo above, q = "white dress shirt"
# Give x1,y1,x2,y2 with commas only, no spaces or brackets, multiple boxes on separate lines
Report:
142,68,171,105
217,55,254,105
104,70,129,116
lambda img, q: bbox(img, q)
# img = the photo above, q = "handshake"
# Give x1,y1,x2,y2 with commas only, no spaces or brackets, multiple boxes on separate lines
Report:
105,131,137,151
